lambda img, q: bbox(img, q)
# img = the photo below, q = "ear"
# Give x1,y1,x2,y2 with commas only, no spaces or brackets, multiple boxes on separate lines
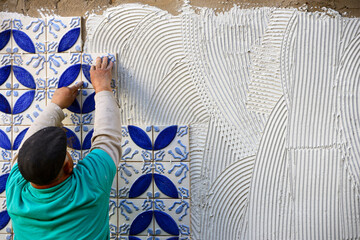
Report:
63,158,73,175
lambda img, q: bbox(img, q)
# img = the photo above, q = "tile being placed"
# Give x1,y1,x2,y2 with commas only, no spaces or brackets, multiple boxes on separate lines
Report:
12,89,46,126
0,18,12,53
118,198,155,237
0,54,12,89
80,53,117,89
12,54,46,90
153,199,191,237
11,17,46,53
118,162,153,199
46,17,81,53
153,161,190,199
121,125,153,162
153,125,190,162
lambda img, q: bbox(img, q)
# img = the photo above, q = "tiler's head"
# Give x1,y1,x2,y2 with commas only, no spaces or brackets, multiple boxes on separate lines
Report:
18,127,73,186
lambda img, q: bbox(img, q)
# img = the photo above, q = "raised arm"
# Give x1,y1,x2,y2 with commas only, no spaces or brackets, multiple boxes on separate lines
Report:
11,83,83,166
90,57,121,166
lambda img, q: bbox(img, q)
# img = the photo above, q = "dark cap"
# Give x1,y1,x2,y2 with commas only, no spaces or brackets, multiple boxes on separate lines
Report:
18,127,67,186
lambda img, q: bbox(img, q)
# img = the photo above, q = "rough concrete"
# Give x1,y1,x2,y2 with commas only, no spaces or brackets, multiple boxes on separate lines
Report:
0,0,359,17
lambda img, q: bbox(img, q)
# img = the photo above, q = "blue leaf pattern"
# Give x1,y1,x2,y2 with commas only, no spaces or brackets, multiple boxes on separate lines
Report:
13,66,36,89
82,129,94,150
129,174,152,198
13,90,35,114
82,64,91,83
166,237,179,240
128,125,152,150
0,65,11,86
0,173,9,194
129,210,153,235
13,128,29,150
0,129,11,150
153,173,179,198
58,64,81,88
0,211,10,230
63,127,81,150
58,28,80,52
154,210,179,235
153,125,177,150
0,94,11,114
82,92,95,114
67,98,81,114
0,29,11,51
12,30,36,53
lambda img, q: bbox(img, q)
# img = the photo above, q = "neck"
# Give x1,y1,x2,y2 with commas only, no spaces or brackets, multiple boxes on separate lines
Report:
31,173,71,189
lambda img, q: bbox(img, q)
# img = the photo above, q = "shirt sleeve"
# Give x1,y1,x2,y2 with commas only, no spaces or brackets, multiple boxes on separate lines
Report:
75,149,116,193
90,91,122,166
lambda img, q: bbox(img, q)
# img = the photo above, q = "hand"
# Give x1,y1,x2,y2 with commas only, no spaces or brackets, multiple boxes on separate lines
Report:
90,56,114,94
51,82,83,109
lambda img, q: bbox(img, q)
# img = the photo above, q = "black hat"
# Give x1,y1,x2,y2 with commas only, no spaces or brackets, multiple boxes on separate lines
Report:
18,127,67,186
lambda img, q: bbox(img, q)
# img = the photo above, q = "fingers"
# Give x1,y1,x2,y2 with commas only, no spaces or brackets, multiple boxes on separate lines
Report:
68,81,83,93
106,60,114,70
90,65,95,71
101,56,108,69
96,57,102,69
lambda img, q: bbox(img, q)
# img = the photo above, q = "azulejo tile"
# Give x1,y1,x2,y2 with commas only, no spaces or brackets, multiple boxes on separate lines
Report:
0,54,12,89
152,162,190,199
11,17,46,54
0,18,12,54
63,125,82,164
46,17,81,53
153,199,191,237
80,88,95,125
12,89,47,126
0,198,11,235
109,197,118,239
118,162,153,199
121,126,153,162
118,198,155,237
80,53,117,89
153,125,189,162
12,54,46,90
81,124,93,157
0,90,12,125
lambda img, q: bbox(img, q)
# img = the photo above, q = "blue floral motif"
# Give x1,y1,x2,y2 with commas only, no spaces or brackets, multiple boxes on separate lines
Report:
82,129,94,150
12,66,36,88
63,127,81,150
58,28,80,52
12,30,36,53
0,173,9,194
0,29,11,51
0,65,11,86
0,210,10,230
13,90,35,114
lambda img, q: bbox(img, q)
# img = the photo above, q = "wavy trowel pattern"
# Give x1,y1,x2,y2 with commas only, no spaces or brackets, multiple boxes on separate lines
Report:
246,97,291,239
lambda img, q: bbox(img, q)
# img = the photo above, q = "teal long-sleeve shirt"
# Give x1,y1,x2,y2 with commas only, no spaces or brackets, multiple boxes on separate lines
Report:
6,149,116,240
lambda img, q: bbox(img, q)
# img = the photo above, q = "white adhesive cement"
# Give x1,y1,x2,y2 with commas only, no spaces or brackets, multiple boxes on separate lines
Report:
87,4,360,240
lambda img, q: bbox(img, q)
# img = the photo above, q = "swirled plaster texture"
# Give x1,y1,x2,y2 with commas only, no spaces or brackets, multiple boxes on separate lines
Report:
85,4,360,239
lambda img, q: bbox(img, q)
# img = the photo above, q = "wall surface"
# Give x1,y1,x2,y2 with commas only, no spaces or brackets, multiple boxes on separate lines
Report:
0,1,360,240
85,4,360,239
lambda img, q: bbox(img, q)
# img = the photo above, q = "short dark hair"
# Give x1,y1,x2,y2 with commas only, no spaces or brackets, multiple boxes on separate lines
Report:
18,127,67,186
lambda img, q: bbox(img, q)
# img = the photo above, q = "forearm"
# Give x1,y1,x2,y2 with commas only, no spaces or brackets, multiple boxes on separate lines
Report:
91,91,121,166
11,103,65,165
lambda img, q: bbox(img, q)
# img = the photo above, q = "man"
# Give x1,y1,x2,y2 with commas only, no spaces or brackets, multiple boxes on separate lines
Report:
6,56,121,240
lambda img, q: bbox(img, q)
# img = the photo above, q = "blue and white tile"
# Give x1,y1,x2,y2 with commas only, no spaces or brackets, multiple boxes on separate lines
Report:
0,90,12,125
153,199,191,237
0,54,12,89
109,197,118,237
0,233,13,240
0,198,11,234
46,52,82,89
12,54,46,90
0,162,10,198
81,124,93,158
63,125,82,164
12,125,29,153
46,17,81,53
118,198,155,237
12,89,46,126
121,126,153,162
80,88,95,125
80,53,117,89
118,162,153,199
0,17,12,53
11,17,46,53
153,161,190,199
153,125,189,162
0,126,12,182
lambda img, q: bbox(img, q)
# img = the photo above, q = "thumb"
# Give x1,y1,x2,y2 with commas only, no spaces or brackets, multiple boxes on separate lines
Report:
69,81,83,93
